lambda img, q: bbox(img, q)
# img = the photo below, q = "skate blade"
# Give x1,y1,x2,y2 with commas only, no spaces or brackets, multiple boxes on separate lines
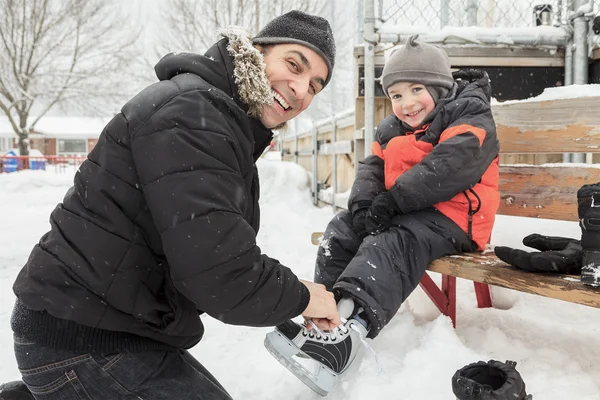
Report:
265,330,337,396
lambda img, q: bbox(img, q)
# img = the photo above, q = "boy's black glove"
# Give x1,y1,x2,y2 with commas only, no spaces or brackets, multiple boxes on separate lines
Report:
494,233,582,274
351,208,369,238
365,192,401,235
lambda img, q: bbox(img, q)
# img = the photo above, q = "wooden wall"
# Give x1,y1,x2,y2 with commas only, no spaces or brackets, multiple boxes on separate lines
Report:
279,96,600,201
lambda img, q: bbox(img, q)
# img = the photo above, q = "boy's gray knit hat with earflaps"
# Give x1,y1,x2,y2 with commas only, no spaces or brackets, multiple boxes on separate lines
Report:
381,35,454,102
252,10,336,87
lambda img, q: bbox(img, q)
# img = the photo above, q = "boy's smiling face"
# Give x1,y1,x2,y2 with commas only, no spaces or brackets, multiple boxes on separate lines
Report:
388,82,436,128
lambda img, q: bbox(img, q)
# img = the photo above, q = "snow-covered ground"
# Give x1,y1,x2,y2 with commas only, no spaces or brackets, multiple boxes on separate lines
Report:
1,159,599,399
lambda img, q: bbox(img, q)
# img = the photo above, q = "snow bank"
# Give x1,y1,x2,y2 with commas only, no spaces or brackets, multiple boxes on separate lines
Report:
1,163,599,399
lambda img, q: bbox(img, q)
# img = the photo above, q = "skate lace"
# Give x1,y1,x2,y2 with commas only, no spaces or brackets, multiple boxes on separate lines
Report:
305,319,349,341
348,323,384,376
306,319,384,376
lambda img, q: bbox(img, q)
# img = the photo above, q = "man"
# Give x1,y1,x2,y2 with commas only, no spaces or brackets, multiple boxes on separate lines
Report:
2,10,340,400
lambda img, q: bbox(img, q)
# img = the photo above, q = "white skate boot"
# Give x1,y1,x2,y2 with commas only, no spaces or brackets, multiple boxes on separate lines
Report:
264,318,368,396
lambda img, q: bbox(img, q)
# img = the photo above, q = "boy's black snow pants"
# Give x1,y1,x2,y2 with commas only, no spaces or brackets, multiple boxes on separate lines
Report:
315,208,477,338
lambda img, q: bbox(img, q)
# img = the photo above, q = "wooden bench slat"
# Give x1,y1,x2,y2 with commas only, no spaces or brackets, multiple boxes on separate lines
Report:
428,254,600,308
494,96,600,154
498,165,600,221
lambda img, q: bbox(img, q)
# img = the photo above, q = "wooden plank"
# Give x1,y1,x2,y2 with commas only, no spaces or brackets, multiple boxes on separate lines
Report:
494,96,600,154
498,165,600,220
311,232,323,245
500,154,563,165
290,97,600,155
445,46,564,61
318,190,347,209
428,254,600,308
319,140,353,155
305,164,600,221
355,98,365,131
374,98,388,126
446,46,565,67
450,56,564,67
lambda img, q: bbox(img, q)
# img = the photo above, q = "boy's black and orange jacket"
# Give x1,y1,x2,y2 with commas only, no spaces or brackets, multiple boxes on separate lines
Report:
348,70,500,249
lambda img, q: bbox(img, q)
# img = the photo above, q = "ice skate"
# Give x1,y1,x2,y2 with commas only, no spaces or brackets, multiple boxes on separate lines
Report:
264,318,368,396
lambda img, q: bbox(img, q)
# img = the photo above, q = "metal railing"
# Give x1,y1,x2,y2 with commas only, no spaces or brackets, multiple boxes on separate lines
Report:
362,0,598,159
0,155,86,174
379,0,576,29
277,0,599,206
279,110,355,209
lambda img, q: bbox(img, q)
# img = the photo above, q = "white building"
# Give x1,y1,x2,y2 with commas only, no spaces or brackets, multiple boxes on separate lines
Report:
0,116,111,156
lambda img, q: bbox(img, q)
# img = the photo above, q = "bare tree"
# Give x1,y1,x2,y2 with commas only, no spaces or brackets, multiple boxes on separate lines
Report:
153,0,352,127
158,0,326,54
0,0,140,155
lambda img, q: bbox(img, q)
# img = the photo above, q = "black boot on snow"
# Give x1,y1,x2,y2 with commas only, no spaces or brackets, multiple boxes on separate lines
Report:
452,360,532,400
0,381,34,400
578,184,600,287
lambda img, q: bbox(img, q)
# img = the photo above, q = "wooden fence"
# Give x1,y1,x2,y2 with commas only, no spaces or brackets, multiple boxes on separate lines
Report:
278,95,600,208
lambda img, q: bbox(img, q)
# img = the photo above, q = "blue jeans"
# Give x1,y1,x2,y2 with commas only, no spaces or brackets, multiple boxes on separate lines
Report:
14,335,233,399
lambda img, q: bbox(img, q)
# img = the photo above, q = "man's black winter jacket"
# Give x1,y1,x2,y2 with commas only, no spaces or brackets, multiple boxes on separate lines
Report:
12,33,309,352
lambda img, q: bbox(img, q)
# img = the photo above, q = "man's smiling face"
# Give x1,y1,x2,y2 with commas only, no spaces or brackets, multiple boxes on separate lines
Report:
257,44,328,129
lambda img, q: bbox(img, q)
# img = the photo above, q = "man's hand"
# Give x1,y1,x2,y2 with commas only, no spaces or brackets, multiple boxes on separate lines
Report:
300,280,341,330
365,191,401,235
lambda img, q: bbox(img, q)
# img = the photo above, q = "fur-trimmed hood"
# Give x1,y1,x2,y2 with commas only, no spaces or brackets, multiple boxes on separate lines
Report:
154,27,272,120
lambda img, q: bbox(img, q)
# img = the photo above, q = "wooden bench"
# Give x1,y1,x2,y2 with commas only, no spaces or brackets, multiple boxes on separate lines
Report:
311,95,600,326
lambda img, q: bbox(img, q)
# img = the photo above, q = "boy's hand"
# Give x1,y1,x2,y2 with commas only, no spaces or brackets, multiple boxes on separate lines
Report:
365,192,400,235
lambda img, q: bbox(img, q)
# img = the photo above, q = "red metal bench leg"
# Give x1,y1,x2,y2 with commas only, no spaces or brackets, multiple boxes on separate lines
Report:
419,272,449,315
442,275,457,328
418,272,457,327
474,282,492,308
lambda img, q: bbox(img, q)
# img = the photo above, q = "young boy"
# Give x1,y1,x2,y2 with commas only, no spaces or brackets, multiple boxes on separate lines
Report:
265,35,500,395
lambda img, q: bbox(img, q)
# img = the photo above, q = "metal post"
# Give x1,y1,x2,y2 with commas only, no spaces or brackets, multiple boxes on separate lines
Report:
377,31,568,46
571,0,589,163
293,133,298,164
363,0,376,158
467,0,479,26
563,0,574,163
563,36,573,162
565,38,573,85
279,131,284,159
440,0,450,29
312,128,319,205
572,0,589,85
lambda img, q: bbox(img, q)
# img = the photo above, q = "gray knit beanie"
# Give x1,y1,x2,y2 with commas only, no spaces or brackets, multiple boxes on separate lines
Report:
252,10,335,87
381,35,453,96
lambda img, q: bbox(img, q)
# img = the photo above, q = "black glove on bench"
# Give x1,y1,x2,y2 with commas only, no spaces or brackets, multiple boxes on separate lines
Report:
494,233,582,275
